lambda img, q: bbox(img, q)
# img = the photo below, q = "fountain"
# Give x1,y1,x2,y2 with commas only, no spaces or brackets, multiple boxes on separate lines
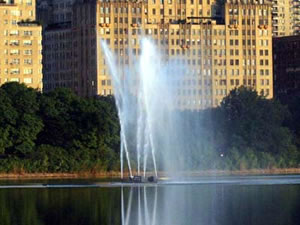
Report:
102,38,181,180
101,37,206,181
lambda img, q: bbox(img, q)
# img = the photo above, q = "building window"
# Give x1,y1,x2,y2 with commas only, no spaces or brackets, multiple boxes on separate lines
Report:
260,60,263,66
10,78,20,82
265,50,269,56
260,70,264,75
24,78,33,84
24,69,33,74
265,60,269,66
23,40,32,46
265,69,269,75
24,31,32,36
24,50,32,55
24,59,32,65
26,0,33,6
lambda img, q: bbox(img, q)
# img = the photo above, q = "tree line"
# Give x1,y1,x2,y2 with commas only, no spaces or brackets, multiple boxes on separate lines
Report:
179,87,300,170
0,82,120,173
0,82,299,173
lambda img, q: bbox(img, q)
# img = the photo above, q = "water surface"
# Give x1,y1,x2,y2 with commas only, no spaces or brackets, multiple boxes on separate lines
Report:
1,175,300,225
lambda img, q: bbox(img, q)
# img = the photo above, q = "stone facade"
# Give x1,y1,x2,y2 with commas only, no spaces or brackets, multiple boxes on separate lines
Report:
42,0,273,109
0,0,43,90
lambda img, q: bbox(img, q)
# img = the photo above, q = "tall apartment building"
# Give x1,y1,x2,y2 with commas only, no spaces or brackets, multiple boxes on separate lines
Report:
0,0,43,90
293,0,300,35
37,0,75,24
42,0,273,110
273,35,300,97
271,0,300,37
271,0,294,37
37,0,75,90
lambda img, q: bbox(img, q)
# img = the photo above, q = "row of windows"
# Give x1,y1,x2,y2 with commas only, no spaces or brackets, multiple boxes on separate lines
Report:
0,77,33,84
52,12,72,23
3,49,36,55
3,30,40,36
4,40,34,46
44,52,73,60
52,1,73,10
228,69,270,76
100,78,234,87
229,29,268,36
178,89,213,96
0,68,34,75
99,0,211,14
1,9,34,16
103,48,271,70
112,37,225,48
107,42,268,58
100,26,219,37
260,79,270,85
177,99,213,107
99,0,209,4
260,88,270,96
151,8,211,16
44,62,73,71
44,32,72,41
228,8,269,16
2,58,34,65
229,59,270,66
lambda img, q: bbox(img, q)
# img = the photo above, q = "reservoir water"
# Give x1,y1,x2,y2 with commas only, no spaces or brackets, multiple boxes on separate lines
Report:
1,175,300,225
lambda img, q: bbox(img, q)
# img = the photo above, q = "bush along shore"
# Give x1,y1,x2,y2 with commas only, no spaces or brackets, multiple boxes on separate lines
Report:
0,82,299,176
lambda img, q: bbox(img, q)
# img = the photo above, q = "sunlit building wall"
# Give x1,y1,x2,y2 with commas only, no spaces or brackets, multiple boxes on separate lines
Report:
293,0,300,35
271,0,294,37
224,0,273,101
42,0,273,109
0,0,43,90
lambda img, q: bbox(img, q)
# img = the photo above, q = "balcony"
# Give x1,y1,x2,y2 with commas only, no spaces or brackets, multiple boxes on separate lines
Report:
18,20,41,27
180,45,190,49
131,23,140,28
99,23,110,27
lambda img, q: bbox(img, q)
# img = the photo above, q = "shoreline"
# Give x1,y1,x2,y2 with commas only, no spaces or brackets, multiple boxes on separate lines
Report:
1,168,300,180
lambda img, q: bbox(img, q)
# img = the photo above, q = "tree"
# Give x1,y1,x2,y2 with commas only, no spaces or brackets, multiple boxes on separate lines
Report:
0,89,17,155
217,87,295,156
0,82,43,157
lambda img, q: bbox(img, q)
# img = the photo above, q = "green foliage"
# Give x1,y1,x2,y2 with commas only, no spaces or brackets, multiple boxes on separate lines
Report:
210,87,300,170
218,87,289,153
0,83,120,173
180,87,300,171
0,83,298,173
0,82,43,157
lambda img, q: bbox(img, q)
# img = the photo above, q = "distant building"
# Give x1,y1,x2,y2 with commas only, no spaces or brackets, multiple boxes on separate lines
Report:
271,0,294,37
0,0,43,90
36,0,75,25
43,22,73,91
270,0,300,37
293,0,300,35
273,35,300,97
41,0,273,110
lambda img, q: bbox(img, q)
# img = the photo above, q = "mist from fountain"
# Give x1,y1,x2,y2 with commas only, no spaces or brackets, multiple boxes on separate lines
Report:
101,38,202,178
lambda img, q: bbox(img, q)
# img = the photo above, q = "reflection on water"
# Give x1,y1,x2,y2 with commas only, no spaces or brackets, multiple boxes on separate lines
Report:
120,184,300,225
121,187,158,225
0,181,300,225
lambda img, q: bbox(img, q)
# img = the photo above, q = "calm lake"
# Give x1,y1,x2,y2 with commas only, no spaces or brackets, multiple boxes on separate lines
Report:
1,175,300,225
